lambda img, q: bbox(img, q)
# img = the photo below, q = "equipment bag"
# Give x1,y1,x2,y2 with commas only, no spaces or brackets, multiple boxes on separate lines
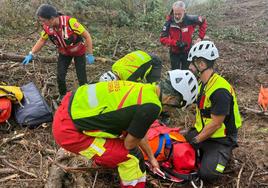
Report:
0,97,12,124
144,120,201,186
0,85,24,104
14,82,53,128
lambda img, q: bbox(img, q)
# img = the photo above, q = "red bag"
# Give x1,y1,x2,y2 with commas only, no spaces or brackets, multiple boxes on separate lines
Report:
0,98,12,123
172,142,196,174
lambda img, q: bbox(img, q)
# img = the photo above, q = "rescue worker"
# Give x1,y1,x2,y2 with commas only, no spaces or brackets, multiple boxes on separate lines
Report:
160,1,207,70
185,40,242,181
21,4,94,101
53,69,198,188
99,50,162,83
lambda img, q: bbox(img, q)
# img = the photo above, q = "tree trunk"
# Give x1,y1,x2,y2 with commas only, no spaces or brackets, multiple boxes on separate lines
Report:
0,52,113,64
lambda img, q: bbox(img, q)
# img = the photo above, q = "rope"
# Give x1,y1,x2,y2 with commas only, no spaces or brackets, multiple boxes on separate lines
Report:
190,178,203,188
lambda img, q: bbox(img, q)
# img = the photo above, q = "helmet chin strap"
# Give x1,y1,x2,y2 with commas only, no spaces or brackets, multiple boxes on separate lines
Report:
192,62,202,78
192,61,211,78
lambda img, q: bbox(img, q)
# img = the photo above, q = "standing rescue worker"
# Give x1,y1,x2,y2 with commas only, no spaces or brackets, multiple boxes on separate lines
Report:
21,4,94,101
99,50,162,83
53,69,198,188
160,1,207,70
185,41,242,181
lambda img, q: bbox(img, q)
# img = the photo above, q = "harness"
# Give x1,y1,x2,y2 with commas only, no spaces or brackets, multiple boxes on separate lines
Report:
145,137,203,187
145,127,202,187
154,133,172,158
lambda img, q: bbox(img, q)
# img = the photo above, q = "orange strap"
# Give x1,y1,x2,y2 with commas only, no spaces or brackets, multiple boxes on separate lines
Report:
258,85,268,111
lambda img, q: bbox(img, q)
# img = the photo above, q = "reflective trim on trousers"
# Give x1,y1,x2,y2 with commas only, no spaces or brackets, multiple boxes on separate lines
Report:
119,154,146,186
79,137,106,159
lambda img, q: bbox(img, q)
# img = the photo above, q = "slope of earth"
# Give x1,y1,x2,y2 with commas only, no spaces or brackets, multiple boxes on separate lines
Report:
0,0,267,187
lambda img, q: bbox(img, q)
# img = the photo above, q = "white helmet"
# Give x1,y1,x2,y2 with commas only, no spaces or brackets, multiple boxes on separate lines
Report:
99,71,117,82
168,69,198,107
187,40,219,62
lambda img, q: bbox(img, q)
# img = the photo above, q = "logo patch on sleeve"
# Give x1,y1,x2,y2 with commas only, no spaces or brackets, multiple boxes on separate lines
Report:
182,27,188,32
74,22,80,28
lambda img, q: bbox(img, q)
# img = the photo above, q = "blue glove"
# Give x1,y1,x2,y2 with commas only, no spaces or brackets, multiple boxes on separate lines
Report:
86,54,95,64
22,53,33,65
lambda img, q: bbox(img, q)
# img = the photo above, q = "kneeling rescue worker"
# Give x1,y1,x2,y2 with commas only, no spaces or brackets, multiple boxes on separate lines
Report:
186,40,242,181
99,50,162,83
53,69,198,188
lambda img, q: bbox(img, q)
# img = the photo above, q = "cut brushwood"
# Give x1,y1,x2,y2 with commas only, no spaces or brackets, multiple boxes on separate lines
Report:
0,52,113,64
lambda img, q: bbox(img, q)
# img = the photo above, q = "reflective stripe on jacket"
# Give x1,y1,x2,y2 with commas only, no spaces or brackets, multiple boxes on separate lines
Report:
160,14,207,54
69,81,162,137
53,92,146,188
195,74,242,138
43,16,86,56
112,50,152,81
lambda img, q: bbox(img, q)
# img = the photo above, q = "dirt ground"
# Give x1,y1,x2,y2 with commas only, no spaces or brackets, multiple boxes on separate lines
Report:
0,0,267,187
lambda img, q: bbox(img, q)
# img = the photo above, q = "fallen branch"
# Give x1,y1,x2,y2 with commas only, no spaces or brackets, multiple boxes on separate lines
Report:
248,170,255,187
41,82,48,97
254,171,268,177
112,38,121,58
47,156,112,173
0,174,19,183
44,148,74,188
2,159,37,178
73,173,87,187
92,171,99,188
236,163,245,188
241,107,268,116
0,168,15,174
52,99,58,111
0,133,25,147
0,52,113,64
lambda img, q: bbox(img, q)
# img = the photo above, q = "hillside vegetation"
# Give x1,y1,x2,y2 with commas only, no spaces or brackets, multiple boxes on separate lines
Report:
0,0,267,187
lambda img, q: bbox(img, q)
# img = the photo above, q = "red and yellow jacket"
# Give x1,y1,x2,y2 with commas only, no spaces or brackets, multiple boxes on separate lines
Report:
160,14,207,54
41,15,86,56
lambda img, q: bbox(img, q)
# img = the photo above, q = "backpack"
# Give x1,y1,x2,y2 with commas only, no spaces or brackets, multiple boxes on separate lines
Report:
14,82,53,128
144,120,202,186
0,97,12,124
0,84,24,127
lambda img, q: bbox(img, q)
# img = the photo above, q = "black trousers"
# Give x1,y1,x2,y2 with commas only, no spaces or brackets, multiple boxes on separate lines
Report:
185,129,235,181
170,52,189,70
57,54,87,96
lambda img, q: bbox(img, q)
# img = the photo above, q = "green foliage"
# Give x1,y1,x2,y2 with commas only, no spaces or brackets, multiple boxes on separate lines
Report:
132,1,165,32
2,0,262,57
0,0,36,35
211,26,258,42
115,10,131,27
91,25,161,58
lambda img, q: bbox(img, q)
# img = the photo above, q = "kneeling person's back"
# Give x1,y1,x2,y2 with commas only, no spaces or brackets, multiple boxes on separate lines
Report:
69,81,162,139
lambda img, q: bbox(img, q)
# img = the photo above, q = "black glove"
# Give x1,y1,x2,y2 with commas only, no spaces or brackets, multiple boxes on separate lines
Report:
189,137,199,150
176,41,187,49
